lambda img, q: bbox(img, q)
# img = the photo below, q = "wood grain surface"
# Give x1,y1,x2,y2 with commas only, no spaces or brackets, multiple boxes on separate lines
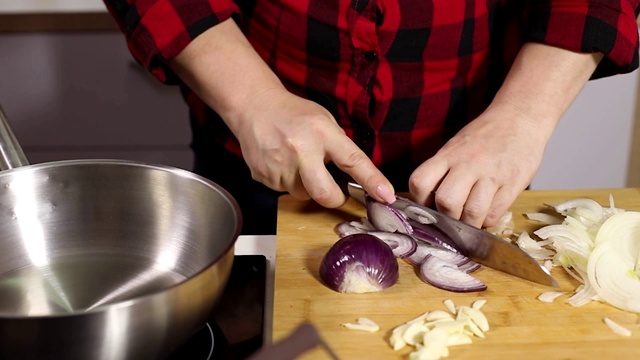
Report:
273,188,640,359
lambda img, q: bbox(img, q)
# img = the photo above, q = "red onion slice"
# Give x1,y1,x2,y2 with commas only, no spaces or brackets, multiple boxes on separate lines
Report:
335,219,375,237
367,201,413,234
458,261,481,273
409,220,462,254
403,204,437,225
367,231,418,258
419,255,487,292
404,242,470,266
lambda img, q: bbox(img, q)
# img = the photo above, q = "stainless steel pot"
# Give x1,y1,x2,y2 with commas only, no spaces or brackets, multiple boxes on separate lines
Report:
0,105,242,359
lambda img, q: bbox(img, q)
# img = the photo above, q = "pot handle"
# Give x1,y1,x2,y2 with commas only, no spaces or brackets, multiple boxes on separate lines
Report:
0,104,30,171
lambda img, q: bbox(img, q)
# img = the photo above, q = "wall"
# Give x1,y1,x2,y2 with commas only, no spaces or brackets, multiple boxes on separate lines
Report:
530,70,638,190
0,32,192,170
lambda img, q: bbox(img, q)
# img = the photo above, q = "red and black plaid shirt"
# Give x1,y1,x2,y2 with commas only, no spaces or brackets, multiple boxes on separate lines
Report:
104,0,640,180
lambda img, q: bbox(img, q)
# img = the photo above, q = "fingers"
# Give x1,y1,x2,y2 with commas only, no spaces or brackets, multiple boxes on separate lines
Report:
298,158,347,208
329,145,396,205
483,185,519,228
459,179,499,228
409,158,448,207
410,162,515,229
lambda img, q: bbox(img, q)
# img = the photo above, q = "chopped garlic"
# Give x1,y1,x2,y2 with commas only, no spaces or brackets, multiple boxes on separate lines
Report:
445,332,473,346
391,300,490,359
426,310,455,321
341,317,380,332
458,306,489,332
537,291,567,303
471,299,487,310
403,322,429,345
443,299,456,314
603,317,632,337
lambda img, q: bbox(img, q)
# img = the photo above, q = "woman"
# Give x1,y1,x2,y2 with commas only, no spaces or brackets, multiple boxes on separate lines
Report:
103,0,640,234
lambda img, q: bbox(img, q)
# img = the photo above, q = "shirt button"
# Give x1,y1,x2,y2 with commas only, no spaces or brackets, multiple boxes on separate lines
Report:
364,51,378,62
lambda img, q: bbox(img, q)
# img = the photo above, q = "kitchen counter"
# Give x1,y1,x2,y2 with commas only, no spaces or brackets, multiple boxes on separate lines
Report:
0,1,115,32
273,188,640,359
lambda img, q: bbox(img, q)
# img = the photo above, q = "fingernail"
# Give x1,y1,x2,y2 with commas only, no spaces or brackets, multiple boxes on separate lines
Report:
376,184,396,204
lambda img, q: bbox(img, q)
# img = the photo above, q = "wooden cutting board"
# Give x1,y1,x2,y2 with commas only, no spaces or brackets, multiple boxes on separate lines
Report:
273,188,640,359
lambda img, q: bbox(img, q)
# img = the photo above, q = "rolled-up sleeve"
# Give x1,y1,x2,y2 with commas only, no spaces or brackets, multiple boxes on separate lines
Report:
526,0,640,78
103,0,240,83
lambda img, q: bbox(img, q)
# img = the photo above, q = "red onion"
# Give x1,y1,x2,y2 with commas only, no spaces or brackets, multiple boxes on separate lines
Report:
458,261,481,273
409,220,462,254
366,201,412,234
403,204,437,224
405,242,470,267
319,234,399,293
419,255,487,292
367,231,417,258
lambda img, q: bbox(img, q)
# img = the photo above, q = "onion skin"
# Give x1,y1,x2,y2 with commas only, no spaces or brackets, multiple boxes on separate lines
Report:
319,234,399,293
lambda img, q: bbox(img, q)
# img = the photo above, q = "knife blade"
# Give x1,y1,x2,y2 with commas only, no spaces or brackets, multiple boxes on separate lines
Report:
332,171,558,287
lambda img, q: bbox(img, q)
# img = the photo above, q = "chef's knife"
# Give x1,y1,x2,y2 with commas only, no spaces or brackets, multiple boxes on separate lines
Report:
331,170,558,287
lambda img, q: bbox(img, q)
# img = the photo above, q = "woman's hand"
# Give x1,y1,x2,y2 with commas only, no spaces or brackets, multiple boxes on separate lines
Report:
409,108,545,228
170,19,395,208
409,42,603,228
233,86,396,208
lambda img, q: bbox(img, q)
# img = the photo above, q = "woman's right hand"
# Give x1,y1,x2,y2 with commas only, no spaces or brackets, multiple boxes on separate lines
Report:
231,86,395,208
170,19,395,208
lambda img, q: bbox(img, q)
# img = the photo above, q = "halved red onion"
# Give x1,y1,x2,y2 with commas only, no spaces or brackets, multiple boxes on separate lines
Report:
367,231,417,258
319,233,399,293
367,201,413,234
419,255,487,292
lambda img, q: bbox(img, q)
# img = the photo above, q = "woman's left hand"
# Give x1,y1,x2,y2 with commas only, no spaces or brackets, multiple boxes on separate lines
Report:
409,42,602,228
408,108,545,228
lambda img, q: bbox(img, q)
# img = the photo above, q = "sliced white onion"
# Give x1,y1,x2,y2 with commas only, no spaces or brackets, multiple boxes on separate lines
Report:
516,232,555,260
603,317,632,337
525,212,563,225
537,291,567,303
522,198,640,314
486,211,514,235
553,198,604,220
586,212,640,313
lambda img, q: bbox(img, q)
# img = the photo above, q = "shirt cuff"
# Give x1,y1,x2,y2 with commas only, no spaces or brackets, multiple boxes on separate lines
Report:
526,1,640,79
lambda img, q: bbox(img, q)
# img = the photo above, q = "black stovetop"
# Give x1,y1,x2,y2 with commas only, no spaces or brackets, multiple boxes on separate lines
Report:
169,255,267,360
